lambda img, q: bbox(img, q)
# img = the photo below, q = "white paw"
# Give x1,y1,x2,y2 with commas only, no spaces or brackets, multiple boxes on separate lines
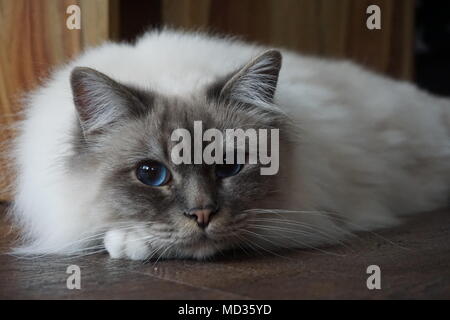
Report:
104,228,151,260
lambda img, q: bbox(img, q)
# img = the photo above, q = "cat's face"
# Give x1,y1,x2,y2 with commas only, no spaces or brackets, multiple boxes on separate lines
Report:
70,50,288,259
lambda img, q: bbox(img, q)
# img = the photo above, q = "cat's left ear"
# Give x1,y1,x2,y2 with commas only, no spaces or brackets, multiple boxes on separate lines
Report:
70,67,146,136
208,49,282,105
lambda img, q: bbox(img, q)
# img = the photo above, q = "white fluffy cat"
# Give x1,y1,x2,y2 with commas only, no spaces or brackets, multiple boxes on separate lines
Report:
8,30,450,260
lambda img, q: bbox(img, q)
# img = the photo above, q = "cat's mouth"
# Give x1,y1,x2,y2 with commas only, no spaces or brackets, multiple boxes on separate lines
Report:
181,230,214,245
156,215,244,259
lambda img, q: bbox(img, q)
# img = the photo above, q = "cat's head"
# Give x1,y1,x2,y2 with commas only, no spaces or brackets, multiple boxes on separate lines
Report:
69,50,290,259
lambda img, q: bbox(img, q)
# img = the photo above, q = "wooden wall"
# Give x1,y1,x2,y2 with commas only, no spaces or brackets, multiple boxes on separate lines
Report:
0,0,415,200
0,0,113,199
159,0,414,80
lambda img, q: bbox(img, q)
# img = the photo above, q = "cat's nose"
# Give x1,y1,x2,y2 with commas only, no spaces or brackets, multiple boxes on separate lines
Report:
184,206,218,229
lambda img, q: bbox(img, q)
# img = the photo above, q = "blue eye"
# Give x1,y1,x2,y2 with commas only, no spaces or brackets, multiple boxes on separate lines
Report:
215,163,243,178
136,161,170,186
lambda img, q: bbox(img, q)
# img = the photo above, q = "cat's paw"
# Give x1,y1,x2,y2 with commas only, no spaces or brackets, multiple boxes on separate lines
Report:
104,228,151,260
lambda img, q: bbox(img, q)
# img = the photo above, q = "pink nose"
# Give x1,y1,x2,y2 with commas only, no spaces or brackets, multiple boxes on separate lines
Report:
184,207,217,228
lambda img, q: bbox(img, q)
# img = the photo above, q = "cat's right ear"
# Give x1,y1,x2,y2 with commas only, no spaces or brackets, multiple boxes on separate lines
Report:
70,67,144,136
207,50,282,106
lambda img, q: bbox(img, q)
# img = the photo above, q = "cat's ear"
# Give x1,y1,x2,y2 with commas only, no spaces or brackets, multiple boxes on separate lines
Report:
70,67,145,135
209,50,282,105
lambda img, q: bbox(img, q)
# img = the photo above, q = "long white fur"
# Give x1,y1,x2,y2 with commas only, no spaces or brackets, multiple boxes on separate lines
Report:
8,29,450,257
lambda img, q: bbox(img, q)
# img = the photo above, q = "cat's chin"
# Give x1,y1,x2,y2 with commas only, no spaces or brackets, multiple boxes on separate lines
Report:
173,244,219,260
170,236,227,260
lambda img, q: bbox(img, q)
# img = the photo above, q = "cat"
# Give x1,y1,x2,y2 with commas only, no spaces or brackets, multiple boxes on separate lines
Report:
7,29,450,260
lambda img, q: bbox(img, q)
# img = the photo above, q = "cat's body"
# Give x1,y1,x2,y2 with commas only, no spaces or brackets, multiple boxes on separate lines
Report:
10,30,450,260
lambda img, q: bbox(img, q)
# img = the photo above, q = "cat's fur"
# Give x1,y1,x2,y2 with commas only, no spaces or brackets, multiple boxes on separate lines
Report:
9,30,450,260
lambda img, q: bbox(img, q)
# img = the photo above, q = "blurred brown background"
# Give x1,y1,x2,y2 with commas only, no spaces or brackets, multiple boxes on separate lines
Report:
0,0,417,199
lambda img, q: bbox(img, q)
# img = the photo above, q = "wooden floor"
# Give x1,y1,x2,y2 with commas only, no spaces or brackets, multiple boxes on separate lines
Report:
0,202,449,299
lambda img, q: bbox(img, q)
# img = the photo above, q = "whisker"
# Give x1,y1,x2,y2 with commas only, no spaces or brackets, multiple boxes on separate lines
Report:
246,217,354,250
244,224,346,257
240,229,295,260
153,240,177,266
246,208,409,251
